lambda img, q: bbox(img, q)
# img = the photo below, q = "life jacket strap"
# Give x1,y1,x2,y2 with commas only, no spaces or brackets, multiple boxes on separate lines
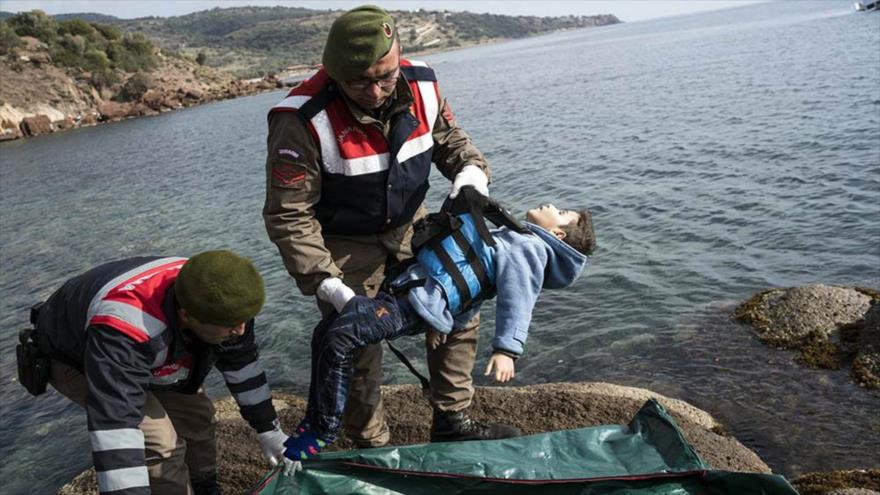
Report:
429,238,474,311
386,340,431,392
449,229,493,310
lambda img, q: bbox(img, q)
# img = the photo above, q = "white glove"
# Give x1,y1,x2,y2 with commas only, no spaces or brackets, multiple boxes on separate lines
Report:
317,277,356,313
282,459,302,476
258,426,302,476
258,426,288,466
450,165,489,198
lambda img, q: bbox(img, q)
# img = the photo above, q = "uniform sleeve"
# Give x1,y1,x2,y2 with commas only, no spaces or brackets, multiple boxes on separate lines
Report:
491,240,548,356
262,111,343,296
83,326,154,495
431,93,492,182
215,319,278,433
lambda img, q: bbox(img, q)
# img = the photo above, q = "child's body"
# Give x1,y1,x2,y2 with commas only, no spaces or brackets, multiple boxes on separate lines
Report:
284,202,595,461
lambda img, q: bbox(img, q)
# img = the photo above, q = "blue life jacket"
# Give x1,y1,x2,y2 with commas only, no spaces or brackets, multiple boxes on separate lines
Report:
416,213,496,315
409,188,530,314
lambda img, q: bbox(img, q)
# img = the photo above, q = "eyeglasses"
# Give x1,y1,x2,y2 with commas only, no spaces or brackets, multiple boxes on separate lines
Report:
345,67,400,91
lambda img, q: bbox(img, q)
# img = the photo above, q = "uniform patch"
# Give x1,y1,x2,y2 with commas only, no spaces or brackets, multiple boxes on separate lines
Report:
152,353,193,385
375,306,389,319
272,162,306,188
278,148,301,159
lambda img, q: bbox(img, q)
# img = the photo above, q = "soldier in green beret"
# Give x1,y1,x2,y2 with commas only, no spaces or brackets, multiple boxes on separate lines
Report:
264,5,520,447
16,251,298,495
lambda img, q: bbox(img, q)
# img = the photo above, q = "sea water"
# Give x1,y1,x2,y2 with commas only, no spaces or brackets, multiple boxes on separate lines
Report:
1,1,878,492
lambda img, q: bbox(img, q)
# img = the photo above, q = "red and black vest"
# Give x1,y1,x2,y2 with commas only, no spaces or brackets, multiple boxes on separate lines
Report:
270,59,441,235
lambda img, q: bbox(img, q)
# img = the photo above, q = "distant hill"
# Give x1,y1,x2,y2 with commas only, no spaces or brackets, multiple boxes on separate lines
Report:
0,6,620,78
0,6,620,140
113,7,620,77
52,13,122,23
0,7,621,78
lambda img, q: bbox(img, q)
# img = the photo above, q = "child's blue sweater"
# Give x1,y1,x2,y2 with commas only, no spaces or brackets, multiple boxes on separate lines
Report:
392,222,587,356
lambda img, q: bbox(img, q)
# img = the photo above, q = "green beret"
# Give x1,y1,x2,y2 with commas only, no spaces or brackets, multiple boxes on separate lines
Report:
323,5,396,82
175,250,265,327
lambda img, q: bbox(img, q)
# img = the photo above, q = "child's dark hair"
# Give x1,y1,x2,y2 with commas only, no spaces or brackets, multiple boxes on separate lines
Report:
560,209,596,255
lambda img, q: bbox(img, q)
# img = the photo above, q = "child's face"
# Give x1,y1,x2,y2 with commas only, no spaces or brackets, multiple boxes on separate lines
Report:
526,204,579,238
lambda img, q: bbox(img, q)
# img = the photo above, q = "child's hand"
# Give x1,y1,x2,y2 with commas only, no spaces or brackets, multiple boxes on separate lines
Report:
426,329,447,350
484,353,515,383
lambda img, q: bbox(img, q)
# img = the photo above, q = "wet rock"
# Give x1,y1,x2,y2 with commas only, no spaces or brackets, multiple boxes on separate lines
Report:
851,302,880,388
736,285,879,389
792,469,880,495
79,112,98,126
182,87,203,100
737,285,871,345
20,114,52,136
141,89,165,111
126,103,159,118
58,382,770,494
0,127,23,141
54,116,75,130
97,102,129,121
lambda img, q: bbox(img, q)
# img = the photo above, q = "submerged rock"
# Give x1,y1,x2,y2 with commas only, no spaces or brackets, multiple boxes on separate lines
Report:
736,284,879,389
58,382,770,494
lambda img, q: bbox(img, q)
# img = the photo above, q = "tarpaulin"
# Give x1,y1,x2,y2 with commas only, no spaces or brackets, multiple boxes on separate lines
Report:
251,399,798,495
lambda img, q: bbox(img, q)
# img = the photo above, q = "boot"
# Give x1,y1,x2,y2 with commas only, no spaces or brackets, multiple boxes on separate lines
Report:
191,473,221,495
430,408,522,442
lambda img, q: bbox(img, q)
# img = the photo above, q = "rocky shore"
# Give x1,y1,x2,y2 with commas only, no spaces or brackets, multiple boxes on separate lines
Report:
0,35,298,142
57,382,880,494
736,284,880,390
54,284,880,494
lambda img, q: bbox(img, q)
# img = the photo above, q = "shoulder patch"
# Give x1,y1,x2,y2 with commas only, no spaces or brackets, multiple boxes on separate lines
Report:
278,147,301,159
271,161,307,188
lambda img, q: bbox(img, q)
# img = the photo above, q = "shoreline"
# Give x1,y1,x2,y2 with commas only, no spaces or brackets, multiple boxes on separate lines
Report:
0,76,286,143
0,25,606,144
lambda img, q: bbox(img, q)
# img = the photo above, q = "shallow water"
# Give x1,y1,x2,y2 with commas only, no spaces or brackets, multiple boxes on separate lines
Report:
1,1,878,492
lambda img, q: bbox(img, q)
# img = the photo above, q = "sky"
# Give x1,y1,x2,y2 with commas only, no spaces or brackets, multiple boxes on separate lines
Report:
0,0,767,23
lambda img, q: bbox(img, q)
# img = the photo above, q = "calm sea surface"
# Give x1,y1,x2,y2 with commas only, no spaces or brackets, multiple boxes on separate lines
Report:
1,2,878,492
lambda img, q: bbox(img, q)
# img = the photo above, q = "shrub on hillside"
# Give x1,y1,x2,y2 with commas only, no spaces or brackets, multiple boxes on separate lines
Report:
5,11,159,76
118,72,151,101
90,67,119,90
58,18,96,38
107,34,156,72
7,10,57,44
0,21,23,54
93,23,122,41
84,48,111,71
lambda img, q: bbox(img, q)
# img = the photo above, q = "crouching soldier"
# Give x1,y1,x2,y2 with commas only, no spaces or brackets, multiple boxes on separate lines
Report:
16,251,295,494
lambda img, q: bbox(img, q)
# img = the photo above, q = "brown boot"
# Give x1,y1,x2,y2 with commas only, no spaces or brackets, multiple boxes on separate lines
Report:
430,409,522,442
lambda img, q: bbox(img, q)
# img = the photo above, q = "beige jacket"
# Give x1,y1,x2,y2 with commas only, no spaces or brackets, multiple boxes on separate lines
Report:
263,74,491,295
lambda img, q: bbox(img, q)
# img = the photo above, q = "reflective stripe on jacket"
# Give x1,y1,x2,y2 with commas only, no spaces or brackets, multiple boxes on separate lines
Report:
36,257,277,495
270,59,440,235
